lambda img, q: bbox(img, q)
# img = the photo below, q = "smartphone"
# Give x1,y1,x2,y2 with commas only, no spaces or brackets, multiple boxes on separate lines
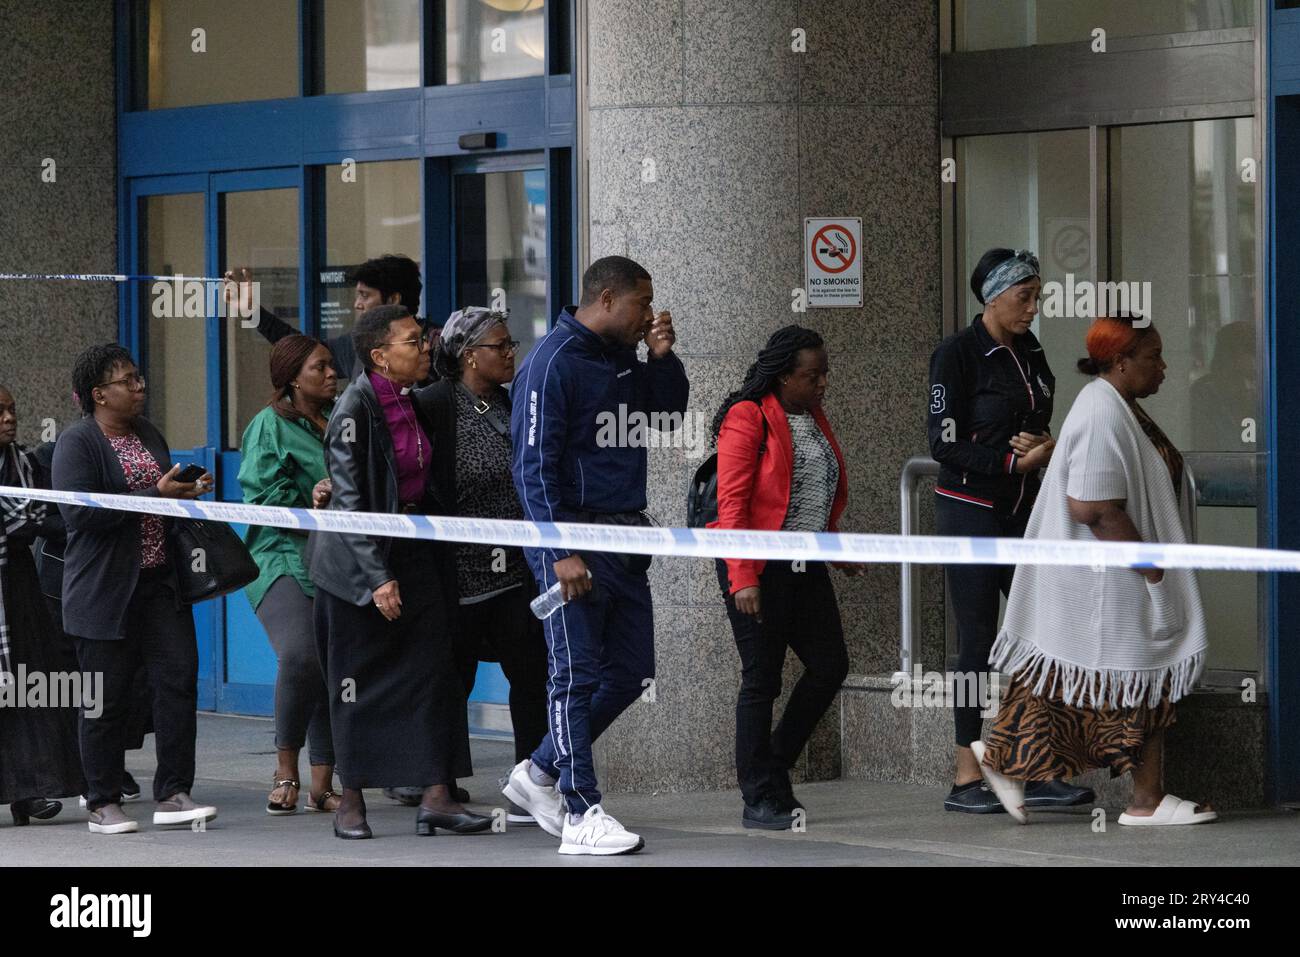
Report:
1018,410,1051,435
175,463,206,483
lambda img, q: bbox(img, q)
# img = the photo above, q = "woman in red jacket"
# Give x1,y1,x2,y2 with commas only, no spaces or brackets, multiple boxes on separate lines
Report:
709,325,858,830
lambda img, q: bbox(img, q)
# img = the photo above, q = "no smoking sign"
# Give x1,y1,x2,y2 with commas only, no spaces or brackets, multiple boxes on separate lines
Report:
804,217,862,307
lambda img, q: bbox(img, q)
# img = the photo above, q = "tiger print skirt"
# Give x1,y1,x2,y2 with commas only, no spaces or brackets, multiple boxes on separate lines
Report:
982,665,1177,781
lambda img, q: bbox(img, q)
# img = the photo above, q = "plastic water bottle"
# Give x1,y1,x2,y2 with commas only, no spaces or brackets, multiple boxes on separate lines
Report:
530,571,592,620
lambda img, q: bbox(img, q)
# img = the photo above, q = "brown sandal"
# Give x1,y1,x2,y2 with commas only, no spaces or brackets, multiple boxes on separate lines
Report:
267,778,300,816
306,789,342,813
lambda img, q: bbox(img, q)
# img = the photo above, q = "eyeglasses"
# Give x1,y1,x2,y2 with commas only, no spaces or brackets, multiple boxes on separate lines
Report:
385,336,430,352
100,373,146,391
471,339,520,356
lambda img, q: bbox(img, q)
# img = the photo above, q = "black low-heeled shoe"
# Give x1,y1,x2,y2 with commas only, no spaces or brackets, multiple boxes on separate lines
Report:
333,816,373,840
415,806,493,836
11,798,63,826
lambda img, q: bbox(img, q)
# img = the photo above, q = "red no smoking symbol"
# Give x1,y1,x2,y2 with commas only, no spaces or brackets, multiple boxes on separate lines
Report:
812,224,856,274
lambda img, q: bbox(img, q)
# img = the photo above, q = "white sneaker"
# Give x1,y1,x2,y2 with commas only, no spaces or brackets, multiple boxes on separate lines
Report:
501,760,565,838
87,805,139,835
152,792,218,827
559,804,644,856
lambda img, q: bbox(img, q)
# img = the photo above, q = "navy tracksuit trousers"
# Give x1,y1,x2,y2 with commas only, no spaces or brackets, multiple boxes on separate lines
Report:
527,549,655,815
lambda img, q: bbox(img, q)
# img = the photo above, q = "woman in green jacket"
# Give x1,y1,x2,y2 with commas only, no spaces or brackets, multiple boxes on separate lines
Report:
238,335,339,815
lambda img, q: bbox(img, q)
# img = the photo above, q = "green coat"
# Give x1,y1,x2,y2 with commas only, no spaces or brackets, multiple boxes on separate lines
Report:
237,403,331,610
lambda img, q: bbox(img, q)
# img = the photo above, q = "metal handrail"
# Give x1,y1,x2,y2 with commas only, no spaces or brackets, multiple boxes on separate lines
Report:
893,454,1234,684
895,456,938,683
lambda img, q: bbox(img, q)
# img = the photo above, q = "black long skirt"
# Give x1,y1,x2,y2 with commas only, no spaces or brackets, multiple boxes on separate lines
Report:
314,539,468,790
0,548,86,802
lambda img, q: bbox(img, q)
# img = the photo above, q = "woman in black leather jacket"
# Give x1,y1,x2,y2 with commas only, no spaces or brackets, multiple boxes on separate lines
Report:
308,305,490,840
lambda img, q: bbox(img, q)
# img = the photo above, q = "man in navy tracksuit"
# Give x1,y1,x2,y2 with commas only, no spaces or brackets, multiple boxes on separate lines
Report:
502,256,688,856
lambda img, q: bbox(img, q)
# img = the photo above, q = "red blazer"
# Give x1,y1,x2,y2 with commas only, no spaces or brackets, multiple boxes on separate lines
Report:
708,391,849,595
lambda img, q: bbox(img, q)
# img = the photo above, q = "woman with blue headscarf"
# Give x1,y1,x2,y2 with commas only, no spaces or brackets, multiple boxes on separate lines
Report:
926,248,1093,815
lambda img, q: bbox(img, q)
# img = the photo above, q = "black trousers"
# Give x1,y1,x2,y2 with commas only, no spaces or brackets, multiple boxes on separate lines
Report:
454,585,549,764
716,559,849,806
934,494,1029,747
75,568,198,811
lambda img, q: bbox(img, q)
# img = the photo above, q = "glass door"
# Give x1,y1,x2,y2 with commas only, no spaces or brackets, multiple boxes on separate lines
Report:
451,153,548,733
127,169,302,715
214,170,303,714
128,174,217,708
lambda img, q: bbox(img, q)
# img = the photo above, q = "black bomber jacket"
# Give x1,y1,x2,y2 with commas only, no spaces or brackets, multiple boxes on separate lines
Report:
926,314,1055,516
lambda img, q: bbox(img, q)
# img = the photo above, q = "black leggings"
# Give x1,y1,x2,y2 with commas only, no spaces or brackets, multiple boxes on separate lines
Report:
934,495,1029,747
454,585,550,764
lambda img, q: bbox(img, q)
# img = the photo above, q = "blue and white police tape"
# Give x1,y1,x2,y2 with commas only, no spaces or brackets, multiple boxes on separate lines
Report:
0,273,229,283
2,484,1299,572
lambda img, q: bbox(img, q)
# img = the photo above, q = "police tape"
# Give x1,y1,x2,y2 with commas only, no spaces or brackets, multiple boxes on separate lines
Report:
0,273,228,283
3,484,1298,573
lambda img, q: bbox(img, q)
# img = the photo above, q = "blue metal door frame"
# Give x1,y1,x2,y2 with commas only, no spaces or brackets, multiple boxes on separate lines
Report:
1266,3,1300,806
115,0,578,718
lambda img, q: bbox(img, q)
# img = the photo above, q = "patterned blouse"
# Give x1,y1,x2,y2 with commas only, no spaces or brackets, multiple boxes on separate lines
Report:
781,412,840,533
107,432,166,568
1133,402,1184,501
453,385,528,603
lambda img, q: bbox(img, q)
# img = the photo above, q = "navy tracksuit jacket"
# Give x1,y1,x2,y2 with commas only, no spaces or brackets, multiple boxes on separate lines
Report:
510,307,690,813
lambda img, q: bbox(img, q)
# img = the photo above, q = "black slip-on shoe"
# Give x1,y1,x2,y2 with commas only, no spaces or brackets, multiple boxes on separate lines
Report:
384,786,423,807
944,780,1007,814
1023,780,1096,809
742,799,797,830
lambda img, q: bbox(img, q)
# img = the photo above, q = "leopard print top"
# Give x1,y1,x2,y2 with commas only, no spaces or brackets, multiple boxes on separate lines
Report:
453,385,529,602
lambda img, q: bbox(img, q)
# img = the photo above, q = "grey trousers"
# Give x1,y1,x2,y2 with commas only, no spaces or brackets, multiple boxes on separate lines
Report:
255,576,334,766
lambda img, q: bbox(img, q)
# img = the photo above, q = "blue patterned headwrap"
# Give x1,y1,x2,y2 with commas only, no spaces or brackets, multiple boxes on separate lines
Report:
980,250,1041,305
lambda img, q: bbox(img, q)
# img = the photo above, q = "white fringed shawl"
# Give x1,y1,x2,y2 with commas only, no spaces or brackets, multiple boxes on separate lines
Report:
990,377,1207,708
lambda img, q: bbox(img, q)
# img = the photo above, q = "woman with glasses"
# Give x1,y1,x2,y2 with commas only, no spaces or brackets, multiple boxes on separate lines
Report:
307,305,491,839
414,308,549,825
51,345,218,834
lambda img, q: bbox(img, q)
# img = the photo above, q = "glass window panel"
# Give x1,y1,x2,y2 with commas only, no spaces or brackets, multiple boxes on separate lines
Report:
1111,119,1258,452
956,0,1255,52
141,192,207,449
958,129,1093,434
454,168,548,364
320,0,421,94
319,160,422,358
1111,118,1259,675
140,0,298,109
445,0,546,85
222,188,300,449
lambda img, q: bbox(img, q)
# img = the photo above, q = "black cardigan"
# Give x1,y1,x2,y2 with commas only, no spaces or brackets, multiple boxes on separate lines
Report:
50,415,179,641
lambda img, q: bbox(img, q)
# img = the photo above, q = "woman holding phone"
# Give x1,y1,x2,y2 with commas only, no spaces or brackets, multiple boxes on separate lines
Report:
926,249,1093,815
52,344,219,834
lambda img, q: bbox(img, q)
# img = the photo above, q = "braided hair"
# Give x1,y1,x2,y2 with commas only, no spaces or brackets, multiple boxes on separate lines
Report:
710,325,825,441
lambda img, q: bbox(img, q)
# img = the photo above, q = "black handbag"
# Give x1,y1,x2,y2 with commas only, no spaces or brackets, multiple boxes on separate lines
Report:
170,517,259,605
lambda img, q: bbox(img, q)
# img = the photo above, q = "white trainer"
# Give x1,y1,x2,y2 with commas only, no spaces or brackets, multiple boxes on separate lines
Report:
558,804,644,856
501,760,565,838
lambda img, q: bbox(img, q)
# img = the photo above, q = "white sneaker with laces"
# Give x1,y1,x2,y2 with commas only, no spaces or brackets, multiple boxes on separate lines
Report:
559,804,644,856
501,760,565,838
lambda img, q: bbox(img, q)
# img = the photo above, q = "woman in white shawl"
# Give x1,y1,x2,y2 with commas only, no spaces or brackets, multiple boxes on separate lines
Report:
971,317,1216,826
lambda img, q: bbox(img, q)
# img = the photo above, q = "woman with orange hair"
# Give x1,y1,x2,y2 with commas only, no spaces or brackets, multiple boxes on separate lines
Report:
971,315,1217,826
